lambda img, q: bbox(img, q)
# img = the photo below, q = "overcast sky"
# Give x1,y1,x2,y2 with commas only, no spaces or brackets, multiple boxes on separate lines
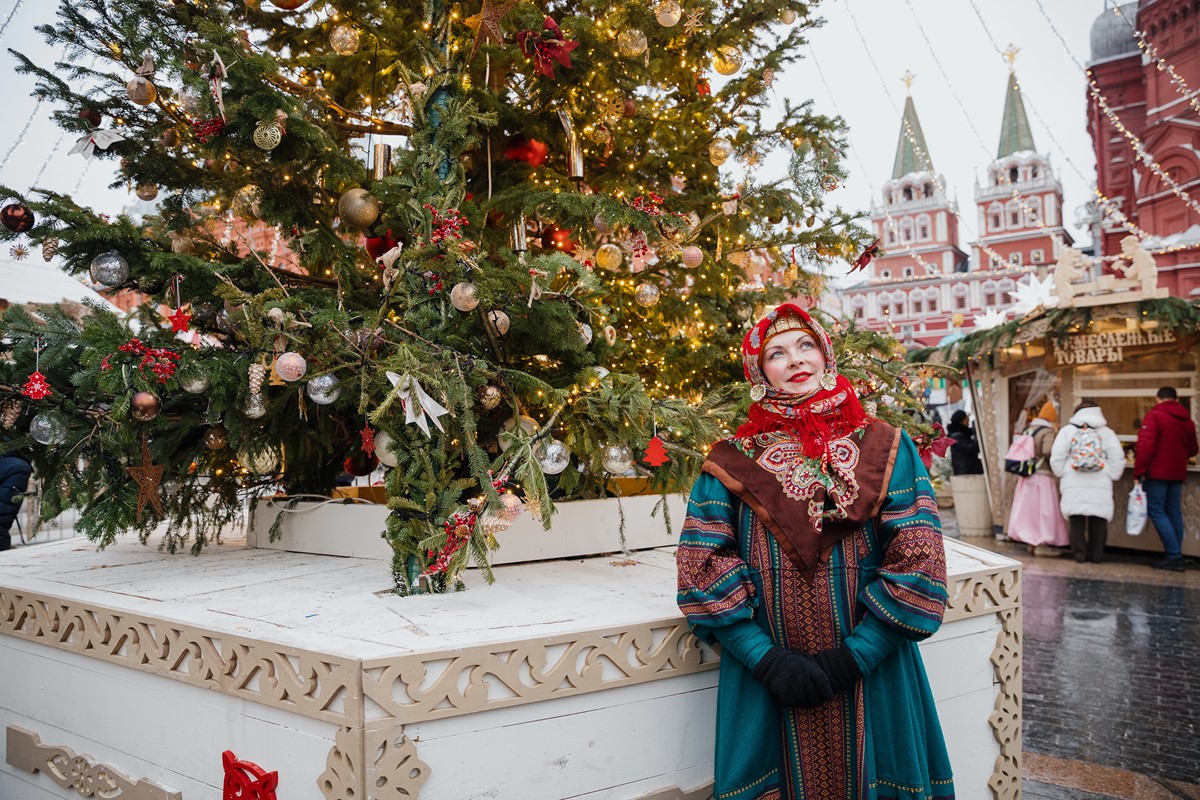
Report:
1,0,1103,278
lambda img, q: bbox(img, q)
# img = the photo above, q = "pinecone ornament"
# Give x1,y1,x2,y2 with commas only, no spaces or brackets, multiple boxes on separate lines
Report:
248,362,266,395
1,398,20,430
42,236,59,261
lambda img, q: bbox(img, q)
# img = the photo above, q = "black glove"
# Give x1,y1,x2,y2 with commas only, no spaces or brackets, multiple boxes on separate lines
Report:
811,645,862,695
751,646,834,709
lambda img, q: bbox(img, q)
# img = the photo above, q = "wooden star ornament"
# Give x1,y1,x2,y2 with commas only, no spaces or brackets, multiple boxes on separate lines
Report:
125,434,165,521
464,0,519,59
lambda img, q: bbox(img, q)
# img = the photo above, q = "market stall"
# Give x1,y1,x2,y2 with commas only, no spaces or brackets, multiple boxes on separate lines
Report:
938,242,1200,557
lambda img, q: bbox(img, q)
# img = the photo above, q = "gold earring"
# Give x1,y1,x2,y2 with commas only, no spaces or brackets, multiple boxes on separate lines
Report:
819,371,836,391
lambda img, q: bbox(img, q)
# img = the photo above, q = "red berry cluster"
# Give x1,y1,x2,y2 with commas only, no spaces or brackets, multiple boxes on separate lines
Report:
424,204,468,245
628,192,666,215
104,338,181,383
190,117,225,144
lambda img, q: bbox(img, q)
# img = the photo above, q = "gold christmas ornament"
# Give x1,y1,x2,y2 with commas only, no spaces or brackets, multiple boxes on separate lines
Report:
478,384,502,410
634,282,661,307
337,188,381,229
596,243,623,271
779,8,797,24
329,23,361,55
712,46,743,76
602,325,617,346
252,120,284,151
135,183,159,201
616,28,648,58
125,78,157,106
708,136,733,166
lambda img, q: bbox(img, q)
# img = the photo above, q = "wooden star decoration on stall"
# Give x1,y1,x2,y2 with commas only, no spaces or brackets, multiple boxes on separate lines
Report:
465,0,519,59
167,307,192,333
125,434,165,521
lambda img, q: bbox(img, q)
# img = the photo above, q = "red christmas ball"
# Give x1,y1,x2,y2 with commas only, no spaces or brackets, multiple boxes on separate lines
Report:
540,224,576,254
1,203,34,233
504,135,549,168
343,451,379,476
623,98,637,117
79,108,102,127
365,229,399,260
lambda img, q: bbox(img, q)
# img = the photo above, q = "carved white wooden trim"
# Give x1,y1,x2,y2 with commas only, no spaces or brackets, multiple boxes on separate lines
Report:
0,589,360,725
944,564,1020,622
361,620,717,724
6,726,182,800
989,604,1023,800
318,725,429,800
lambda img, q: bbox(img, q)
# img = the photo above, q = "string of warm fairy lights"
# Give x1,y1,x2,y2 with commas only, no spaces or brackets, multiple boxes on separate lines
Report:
1109,2,1200,119
841,1,1041,274
1033,0,1200,220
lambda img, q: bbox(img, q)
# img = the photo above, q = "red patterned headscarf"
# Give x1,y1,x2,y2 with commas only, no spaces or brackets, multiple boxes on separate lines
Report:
736,303,869,461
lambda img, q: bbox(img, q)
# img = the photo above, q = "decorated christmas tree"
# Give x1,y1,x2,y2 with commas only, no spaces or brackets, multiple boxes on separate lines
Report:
0,0,885,592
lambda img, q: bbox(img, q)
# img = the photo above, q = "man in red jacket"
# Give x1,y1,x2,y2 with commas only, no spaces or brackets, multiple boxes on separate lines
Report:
1134,386,1199,570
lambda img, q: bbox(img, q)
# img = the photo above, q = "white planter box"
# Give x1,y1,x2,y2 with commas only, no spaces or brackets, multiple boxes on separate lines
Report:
248,493,686,565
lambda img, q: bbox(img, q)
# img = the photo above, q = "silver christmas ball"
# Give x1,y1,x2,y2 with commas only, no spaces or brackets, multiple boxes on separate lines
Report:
634,282,661,307
617,28,647,58
535,438,571,475
593,214,613,235
374,430,399,468
89,251,129,287
498,415,538,452
578,323,594,345
450,281,480,312
237,446,280,475
29,413,67,445
655,0,682,27
601,443,634,475
242,394,268,419
305,374,342,405
179,371,210,394
275,352,308,382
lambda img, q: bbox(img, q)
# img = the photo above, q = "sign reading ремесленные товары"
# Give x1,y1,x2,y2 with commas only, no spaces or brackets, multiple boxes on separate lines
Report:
1052,329,1176,366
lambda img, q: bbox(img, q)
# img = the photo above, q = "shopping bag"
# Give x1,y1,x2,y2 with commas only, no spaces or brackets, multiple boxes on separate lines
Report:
1126,484,1148,536
1003,430,1041,477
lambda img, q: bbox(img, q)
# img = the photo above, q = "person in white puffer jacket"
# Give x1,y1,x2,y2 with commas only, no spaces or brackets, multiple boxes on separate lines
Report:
1049,401,1127,563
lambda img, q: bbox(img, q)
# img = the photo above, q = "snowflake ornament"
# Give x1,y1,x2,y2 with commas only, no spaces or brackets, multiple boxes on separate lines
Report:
972,308,1008,330
1007,274,1058,317
9,244,30,260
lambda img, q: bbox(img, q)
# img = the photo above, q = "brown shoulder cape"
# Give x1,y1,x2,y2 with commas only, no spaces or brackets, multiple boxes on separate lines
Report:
701,419,902,573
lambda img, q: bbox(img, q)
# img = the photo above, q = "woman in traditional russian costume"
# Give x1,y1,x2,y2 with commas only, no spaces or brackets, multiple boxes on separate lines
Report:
676,303,954,800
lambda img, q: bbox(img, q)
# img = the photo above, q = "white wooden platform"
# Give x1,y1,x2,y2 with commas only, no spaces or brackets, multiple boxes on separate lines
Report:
0,526,1020,800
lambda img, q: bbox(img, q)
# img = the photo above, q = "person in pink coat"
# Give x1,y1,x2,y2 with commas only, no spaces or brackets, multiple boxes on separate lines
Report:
1007,401,1068,554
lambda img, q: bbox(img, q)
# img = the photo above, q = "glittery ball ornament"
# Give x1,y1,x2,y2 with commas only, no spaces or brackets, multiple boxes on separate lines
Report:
242,394,268,419
252,121,284,151
203,426,229,451
305,374,342,405
130,391,161,421
596,243,623,271
478,384,502,410
712,46,743,76
450,282,480,312
89,251,129,287
373,430,399,468
29,413,67,446
135,183,159,201
498,415,539,452
274,352,308,382
486,310,511,336
237,446,279,475
681,245,704,268
593,214,613,235
634,282,661,307
601,443,634,475
329,23,361,55
497,492,525,521
708,137,733,166
617,28,648,58
180,371,210,394
535,438,571,475
655,0,682,27
578,323,594,345
337,188,381,229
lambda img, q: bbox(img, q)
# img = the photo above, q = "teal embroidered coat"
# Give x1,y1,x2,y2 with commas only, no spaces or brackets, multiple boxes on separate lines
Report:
677,421,955,800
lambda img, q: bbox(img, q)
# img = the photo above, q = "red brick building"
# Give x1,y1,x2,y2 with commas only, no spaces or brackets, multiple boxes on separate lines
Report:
1087,1,1200,292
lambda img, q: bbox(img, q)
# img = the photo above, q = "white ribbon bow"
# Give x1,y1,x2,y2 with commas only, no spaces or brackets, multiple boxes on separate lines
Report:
69,130,127,160
385,371,450,437
210,51,228,121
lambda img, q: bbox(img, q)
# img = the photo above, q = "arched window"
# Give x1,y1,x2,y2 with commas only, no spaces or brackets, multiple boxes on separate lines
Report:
916,214,931,241
1010,252,1022,266
999,279,1016,304
1031,164,1039,179
881,269,891,279
1024,197,1042,226
852,295,866,320
983,281,998,308
902,185,913,201
903,266,914,277
901,218,914,242
892,292,906,318
1007,200,1021,227
923,182,934,197
925,288,939,312
886,227,897,245
1009,166,1019,183
988,202,1003,231
911,290,924,315
952,283,969,310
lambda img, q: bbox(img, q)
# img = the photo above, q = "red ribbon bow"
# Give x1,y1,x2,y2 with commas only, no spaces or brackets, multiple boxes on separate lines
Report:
852,238,881,272
516,16,579,79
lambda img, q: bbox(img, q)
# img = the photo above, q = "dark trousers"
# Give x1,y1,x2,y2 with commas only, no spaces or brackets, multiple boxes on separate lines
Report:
1068,515,1108,563
1143,478,1185,559
0,456,34,551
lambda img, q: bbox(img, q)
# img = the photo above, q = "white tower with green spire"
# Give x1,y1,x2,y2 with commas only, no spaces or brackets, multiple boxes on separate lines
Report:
973,47,1073,272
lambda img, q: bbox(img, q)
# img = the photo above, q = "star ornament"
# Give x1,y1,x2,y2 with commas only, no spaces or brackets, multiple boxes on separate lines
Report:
167,306,192,334
972,308,1008,330
1007,274,1059,317
464,0,519,59
125,435,165,522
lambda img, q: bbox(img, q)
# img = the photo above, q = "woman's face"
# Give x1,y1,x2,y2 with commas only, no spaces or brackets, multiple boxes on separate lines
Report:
761,328,827,395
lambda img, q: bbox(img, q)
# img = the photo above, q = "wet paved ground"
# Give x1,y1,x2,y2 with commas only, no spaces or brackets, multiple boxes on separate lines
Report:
943,509,1200,799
